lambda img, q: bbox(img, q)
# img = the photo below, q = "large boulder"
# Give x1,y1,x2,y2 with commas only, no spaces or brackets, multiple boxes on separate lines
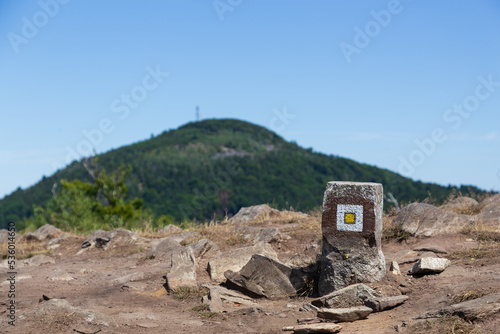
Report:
441,197,479,214
150,237,183,261
166,248,197,290
229,204,279,224
22,224,64,242
477,194,500,227
312,283,381,309
392,203,472,237
224,254,308,299
207,242,277,282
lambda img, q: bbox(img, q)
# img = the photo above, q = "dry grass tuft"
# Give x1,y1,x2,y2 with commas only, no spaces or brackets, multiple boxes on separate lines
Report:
171,286,209,301
194,221,249,250
452,290,487,304
411,315,485,334
382,213,410,242
449,243,500,261
192,304,218,318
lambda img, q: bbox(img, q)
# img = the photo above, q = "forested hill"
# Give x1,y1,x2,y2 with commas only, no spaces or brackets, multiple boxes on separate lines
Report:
0,119,484,228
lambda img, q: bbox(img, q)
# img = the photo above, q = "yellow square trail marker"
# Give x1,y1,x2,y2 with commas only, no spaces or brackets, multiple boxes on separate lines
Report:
344,213,355,224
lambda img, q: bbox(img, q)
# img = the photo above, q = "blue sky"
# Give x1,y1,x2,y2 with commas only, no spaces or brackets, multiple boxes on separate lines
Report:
1,0,500,199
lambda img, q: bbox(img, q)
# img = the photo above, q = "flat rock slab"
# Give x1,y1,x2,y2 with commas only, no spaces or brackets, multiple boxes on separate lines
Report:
207,242,277,282
409,257,450,275
166,248,197,290
312,283,381,309
317,306,373,322
202,284,259,313
420,292,500,321
224,254,307,299
365,295,409,312
187,238,219,259
283,323,342,333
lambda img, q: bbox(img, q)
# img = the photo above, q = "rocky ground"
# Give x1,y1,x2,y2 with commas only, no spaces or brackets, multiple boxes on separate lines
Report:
1,195,499,334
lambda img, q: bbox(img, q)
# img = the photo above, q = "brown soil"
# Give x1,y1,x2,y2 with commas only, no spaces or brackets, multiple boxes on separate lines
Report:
1,217,499,334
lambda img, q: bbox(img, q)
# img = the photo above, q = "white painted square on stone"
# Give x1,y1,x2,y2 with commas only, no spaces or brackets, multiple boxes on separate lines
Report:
336,204,363,232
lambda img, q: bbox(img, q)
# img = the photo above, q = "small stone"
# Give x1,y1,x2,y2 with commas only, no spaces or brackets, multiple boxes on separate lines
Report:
389,261,401,275
409,257,450,275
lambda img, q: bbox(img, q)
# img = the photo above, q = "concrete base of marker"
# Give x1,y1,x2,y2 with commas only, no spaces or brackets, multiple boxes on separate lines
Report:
318,182,386,296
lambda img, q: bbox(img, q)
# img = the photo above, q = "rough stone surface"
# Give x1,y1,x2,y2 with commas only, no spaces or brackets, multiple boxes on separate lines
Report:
441,197,479,214
0,229,9,243
233,225,287,243
166,247,197,290
22,254,55,267
187,238,220,259
389,261,401,275
224,254,308,299
207,242,277,282
365,295,409,312
409,257,451,275
319,182,386,295
392,203,471,237
201,284,259,313
81,228,147,250
421,292,500,321
149,237,183,263
35,299,116,327
312,283,382,309
229,204,280,224
22,224,64,242
158,224,183,234
167,231,200,244
287,254,316,268
317,306,373,322
282,323,342,333
477,194,500,227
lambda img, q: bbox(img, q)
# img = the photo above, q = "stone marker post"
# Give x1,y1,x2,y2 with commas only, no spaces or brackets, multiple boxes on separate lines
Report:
318,181,385,295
